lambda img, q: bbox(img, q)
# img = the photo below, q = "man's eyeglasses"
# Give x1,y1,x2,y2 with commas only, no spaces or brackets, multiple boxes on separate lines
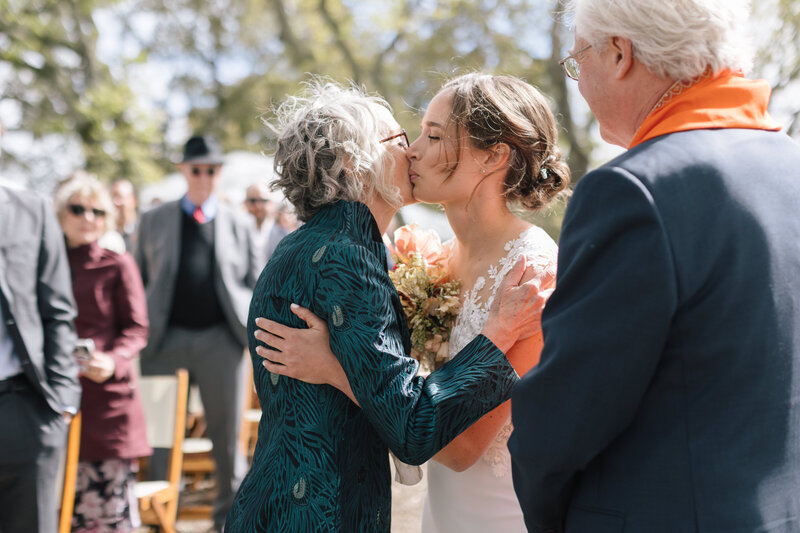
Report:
191,166,218,177
67,204,106,218
246,197,269,205
559,44,592,81
380,129,409,149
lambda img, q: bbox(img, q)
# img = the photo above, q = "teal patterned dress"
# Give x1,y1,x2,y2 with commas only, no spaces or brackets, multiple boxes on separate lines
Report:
226,201,518,532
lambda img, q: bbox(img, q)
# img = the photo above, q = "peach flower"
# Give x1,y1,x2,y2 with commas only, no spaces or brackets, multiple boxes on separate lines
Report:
392,224,445,266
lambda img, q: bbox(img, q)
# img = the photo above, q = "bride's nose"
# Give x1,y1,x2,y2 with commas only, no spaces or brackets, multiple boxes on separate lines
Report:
406,138,420,160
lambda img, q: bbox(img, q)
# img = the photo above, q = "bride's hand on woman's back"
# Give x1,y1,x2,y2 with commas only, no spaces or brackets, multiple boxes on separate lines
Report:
254,304,358,404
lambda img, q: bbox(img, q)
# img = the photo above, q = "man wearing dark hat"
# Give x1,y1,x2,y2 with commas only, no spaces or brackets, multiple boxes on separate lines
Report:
134,134,257,530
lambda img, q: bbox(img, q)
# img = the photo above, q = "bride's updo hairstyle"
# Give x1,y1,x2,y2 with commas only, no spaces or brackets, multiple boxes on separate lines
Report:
442,73,570,211
268,79,403,222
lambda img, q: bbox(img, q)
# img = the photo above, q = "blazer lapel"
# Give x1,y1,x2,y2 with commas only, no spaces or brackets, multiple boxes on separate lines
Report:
213,204,233,278
164,201,182,281
0,251,12,311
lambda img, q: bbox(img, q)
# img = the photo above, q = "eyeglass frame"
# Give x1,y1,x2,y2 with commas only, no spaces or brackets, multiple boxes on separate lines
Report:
559,44,592,81
67,204,107,218
379,129,409,149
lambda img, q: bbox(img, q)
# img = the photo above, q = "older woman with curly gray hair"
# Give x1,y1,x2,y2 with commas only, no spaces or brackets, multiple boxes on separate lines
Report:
509,0,800,531
270,82,405,223
225,81,545,532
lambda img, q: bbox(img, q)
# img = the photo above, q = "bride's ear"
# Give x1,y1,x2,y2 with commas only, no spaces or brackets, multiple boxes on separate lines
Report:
483,143,511,174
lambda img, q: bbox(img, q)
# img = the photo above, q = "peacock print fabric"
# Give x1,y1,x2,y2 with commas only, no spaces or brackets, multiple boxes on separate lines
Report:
226,200,518,532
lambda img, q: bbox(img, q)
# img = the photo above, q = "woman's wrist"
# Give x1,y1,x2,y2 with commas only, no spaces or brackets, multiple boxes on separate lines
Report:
480,323,514,354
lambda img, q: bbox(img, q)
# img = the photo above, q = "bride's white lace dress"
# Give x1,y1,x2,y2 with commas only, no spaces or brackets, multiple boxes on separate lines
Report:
421,226,557,533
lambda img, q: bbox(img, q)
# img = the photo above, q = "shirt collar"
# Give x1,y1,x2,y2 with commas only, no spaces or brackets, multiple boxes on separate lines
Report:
181,194,219,221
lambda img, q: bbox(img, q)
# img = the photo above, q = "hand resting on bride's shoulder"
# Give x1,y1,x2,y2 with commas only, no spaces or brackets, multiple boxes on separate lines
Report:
481,256,554,355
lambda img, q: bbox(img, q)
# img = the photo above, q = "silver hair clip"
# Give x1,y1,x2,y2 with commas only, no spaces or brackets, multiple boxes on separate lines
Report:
539,155,554,180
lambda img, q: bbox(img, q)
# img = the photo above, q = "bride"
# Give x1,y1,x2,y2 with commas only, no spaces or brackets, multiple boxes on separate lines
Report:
258,73,569,531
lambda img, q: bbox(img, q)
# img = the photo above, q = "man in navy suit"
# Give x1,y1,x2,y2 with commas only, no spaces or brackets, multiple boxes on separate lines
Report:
508,1,800,531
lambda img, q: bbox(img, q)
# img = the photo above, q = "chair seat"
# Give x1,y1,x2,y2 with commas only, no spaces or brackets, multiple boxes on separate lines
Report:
134,480,171,498
182,437,213,454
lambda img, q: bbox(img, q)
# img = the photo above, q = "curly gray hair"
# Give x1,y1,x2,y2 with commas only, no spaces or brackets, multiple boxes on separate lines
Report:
53,172,117,230
568,0,753,81
267,80,402,222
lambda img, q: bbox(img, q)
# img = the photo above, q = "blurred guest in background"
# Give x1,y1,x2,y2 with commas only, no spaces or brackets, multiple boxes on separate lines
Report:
134,134,257,531
55,173,125,254
54,175,151,533
262,201,299,263
110,179,139,251
243,182,278,268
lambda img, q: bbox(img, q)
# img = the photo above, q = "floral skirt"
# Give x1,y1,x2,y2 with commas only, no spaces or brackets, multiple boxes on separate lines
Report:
72,458,140,533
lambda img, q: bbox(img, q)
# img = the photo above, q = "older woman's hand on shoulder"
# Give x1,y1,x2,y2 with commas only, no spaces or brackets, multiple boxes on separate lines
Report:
481,256,554,355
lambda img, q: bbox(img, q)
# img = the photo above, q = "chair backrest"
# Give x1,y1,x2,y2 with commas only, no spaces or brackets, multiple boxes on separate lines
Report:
138,369,189,487
57,411,82,533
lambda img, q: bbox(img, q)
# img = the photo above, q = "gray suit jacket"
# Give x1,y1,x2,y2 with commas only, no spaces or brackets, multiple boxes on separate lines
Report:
0,186,81,414
134,198,257,356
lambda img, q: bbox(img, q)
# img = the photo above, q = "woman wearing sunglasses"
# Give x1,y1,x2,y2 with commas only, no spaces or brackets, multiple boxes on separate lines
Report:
225,80,546,532
54,175,151,533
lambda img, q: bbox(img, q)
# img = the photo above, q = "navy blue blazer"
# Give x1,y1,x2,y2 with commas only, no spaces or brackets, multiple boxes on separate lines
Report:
509,128,800,532
227,200,517,532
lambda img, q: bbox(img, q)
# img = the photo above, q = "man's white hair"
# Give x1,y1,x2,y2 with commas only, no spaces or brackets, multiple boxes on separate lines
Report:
568,0,753,81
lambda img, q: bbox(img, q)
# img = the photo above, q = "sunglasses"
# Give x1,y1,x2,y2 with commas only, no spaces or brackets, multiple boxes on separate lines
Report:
245,197,269,204
380,129,409,149
67,204,106,218
191,166,218,177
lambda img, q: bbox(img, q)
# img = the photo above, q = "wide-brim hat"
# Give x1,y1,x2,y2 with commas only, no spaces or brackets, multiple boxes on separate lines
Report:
180,135,225,165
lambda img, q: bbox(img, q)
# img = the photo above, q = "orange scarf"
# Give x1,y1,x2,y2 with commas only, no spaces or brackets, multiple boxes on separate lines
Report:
629,70,782,149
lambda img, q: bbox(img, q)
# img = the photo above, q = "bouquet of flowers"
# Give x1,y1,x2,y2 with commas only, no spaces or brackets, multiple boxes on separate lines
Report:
388,224,461,371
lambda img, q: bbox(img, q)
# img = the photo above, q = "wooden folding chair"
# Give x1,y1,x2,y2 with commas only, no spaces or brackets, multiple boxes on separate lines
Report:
179,350,255,520
178,384,215,519
135,369,189,533
58,411,82,533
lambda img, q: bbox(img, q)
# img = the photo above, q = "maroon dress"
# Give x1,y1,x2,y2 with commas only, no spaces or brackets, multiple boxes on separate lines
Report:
68,241,151,461
67,241,151,532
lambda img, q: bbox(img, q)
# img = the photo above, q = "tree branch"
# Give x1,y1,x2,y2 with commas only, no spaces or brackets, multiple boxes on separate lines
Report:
317,0,362,83
269,0,315,68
